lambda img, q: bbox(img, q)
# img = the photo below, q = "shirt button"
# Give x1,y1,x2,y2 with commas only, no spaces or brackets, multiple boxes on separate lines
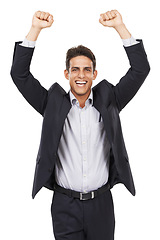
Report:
82,141,85,144
84,174,86,177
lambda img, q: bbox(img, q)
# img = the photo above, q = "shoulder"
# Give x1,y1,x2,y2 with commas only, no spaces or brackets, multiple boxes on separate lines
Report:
92,79,115,97
48,82,67,96
92,79,117,108
93,79,113,89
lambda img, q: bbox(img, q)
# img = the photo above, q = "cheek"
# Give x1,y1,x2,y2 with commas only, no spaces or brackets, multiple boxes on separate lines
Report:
87,73,94,79
69,77,75,86
69,73,76,80
88,75,94,83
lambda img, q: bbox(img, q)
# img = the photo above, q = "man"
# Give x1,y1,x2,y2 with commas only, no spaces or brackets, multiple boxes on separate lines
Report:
10,10,150,240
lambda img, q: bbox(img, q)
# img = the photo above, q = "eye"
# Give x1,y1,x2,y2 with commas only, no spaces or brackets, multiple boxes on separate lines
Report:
85,68,91,72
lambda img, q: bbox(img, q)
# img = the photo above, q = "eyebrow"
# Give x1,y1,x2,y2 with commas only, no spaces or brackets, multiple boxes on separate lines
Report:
71,67,92,70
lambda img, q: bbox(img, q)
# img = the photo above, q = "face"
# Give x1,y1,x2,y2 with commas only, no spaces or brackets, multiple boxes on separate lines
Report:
64,56,97,100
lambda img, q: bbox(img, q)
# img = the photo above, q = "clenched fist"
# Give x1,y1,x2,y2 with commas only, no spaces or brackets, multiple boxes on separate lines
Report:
32,11,54,30
26,11,54,41
99,10,123,28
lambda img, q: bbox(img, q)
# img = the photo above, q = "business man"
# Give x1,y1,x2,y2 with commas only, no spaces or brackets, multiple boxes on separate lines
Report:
10,10,150,240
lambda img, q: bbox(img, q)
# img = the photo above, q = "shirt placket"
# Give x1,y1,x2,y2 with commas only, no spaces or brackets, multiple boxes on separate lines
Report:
80,107,88,193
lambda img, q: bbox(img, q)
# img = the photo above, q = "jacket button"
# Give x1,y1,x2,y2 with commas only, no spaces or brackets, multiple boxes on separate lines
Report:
48,168,52,172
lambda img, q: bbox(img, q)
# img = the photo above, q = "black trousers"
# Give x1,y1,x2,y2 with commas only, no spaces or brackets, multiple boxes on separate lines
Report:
51,188,115,240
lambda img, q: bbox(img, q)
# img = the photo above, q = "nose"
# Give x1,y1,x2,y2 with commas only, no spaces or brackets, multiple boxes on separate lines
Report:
78,70,85,79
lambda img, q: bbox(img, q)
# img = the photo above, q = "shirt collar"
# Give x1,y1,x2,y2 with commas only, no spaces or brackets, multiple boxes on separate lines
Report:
69,89,93,107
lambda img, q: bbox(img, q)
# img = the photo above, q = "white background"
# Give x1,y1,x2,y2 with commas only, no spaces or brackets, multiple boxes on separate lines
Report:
1,0,159,239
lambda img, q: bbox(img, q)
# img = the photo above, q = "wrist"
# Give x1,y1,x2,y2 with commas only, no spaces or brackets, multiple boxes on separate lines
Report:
114,23,131,39
26,26,41,41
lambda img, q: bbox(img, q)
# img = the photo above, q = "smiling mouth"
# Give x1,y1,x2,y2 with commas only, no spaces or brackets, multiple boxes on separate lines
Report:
75,81,87,87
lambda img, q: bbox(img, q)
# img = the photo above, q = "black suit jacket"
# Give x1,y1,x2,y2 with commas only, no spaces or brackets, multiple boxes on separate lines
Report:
10,40,150,198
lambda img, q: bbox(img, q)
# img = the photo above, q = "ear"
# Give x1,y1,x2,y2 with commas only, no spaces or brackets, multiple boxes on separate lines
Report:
93,70,98,80
64,69,69,80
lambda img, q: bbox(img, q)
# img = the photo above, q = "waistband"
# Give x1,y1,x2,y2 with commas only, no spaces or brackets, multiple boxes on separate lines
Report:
53,182,110,200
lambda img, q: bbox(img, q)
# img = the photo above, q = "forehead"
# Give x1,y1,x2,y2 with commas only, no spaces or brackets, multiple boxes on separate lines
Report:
70,56,93,68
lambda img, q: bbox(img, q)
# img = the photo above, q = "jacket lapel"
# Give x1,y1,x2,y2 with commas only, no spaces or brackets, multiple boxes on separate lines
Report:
93,90,113,145
56,92,72,148
61,92,72,119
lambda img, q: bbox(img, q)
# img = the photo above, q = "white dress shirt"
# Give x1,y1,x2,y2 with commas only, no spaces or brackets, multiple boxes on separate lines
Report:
55,90,111,193
20,36,139,193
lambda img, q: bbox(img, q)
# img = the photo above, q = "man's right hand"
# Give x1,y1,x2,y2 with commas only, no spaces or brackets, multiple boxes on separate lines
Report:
26,11,54,41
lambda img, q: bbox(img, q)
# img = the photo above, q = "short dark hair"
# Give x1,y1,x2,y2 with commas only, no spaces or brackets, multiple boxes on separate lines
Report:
66,45,96,72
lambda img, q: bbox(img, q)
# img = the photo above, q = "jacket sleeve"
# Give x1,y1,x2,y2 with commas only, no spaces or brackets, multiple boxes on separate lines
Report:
113,40,150,112
10,42,48,116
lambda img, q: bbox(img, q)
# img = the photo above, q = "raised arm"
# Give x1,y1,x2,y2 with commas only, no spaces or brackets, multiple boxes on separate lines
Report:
10,11,54,115
99,10,150,111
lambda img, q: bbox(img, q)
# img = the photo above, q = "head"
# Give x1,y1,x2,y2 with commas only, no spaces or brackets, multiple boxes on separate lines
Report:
64,45,97,100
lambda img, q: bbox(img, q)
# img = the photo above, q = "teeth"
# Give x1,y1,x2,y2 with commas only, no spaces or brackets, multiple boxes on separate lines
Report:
76,81,87,84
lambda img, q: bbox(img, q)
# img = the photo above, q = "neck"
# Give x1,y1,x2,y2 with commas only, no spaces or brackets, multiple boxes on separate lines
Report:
71,89,91,108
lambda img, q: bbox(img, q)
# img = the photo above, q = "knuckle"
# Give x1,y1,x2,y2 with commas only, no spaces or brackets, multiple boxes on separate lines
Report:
35,11,40,16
